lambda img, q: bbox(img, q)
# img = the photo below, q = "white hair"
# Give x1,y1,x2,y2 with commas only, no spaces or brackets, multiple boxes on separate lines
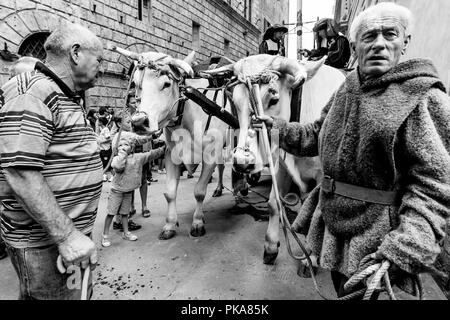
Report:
44,22,103,58
349,2,414,43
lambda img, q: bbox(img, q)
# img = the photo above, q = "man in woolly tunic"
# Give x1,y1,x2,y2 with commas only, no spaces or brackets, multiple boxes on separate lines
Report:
256,3,450,298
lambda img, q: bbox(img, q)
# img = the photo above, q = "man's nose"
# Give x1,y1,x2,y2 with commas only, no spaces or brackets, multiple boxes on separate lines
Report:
372,33,387,50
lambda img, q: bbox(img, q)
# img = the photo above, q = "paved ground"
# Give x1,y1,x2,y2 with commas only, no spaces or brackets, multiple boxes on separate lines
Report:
0,165,446,300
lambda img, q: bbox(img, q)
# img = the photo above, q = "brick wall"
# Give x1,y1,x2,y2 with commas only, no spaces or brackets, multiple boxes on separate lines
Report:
0,0,288,108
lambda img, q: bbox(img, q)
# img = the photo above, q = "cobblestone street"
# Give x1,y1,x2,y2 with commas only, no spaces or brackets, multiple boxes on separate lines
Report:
1,166,445,300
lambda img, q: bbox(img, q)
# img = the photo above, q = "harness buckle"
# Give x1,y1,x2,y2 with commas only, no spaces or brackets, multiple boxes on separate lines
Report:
322,176,335,194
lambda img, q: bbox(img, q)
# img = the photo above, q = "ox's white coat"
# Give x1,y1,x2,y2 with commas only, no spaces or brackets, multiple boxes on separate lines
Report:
229,57,346,263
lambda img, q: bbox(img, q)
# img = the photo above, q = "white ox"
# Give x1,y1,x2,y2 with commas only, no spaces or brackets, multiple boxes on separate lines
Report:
205,54,345,264
114,47,232,239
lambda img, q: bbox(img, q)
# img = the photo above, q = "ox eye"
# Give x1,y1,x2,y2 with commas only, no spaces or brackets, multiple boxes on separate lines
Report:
162,81,172,90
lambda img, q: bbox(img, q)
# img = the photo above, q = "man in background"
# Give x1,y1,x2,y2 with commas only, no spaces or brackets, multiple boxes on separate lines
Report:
259,24,288,57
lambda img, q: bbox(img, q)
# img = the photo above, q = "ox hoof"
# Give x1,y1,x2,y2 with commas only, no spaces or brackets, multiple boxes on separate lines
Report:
190,225,206,238
212,188,223,198
240,188,249,196
159,230,177,240
263,249,279,265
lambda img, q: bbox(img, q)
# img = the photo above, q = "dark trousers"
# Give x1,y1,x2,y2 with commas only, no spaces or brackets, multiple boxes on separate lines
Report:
5,243,93,300
100,148,112,170
0,237,7,259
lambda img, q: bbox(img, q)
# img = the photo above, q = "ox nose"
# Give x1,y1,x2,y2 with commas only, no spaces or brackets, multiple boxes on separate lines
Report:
232,148,256,174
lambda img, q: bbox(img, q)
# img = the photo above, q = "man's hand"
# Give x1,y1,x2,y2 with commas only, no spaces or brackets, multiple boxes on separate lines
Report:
251,115,274,130
58,229,98,271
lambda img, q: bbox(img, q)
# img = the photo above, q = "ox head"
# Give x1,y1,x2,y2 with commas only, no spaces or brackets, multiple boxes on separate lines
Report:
204,54,326,175
113,47,195,135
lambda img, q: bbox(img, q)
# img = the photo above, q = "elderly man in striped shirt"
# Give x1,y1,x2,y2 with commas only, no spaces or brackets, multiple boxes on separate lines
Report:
0,22,104,300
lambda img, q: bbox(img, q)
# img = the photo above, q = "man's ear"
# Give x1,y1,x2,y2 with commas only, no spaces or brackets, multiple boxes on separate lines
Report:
70,44,81,65
403,35,411,55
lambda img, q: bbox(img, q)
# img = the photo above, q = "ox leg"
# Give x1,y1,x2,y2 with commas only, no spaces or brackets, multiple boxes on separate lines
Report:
212,163,225,197
190,162,216,238
159,156,181,240
264,164,292,265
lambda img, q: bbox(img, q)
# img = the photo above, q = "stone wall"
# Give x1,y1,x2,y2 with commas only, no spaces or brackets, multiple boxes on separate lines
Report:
0,0,288,108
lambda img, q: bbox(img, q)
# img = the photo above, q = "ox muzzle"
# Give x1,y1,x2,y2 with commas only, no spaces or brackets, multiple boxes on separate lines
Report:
232,147,257,174
131,112,158,135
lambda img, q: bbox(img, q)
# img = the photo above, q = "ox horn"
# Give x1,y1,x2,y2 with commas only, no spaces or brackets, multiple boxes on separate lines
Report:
112,46,141,61
271,56,308,88
201,63,236,77
304,56,327,81
170,59,195,78
184,50,196,66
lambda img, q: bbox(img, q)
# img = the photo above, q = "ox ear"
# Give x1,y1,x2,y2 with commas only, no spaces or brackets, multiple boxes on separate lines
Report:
305,56,327,81
184,51,196,66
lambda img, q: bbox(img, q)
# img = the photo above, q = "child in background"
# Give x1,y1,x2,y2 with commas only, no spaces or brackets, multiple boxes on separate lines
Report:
97,116,113,182
102,132,166,246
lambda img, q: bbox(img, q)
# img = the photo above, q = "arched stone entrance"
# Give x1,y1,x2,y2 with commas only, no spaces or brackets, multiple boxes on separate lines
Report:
0,8,70,83
18,31,51,61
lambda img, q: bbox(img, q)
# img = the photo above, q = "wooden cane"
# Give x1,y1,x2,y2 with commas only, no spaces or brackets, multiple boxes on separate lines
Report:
57,255,91,300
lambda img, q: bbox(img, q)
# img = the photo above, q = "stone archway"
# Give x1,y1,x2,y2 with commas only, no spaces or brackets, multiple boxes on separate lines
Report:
0,9,70,83
90,43,159,110
18,31,51,61
0,9,70,55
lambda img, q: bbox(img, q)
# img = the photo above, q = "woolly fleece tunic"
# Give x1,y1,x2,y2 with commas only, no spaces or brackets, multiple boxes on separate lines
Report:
273,59,450,282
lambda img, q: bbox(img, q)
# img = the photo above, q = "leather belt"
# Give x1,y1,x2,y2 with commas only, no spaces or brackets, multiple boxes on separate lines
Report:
321,176,399,205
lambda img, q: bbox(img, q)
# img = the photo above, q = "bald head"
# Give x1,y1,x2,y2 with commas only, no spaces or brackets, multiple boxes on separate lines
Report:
44,22,103,59
349,3,413,43
44,22,104,91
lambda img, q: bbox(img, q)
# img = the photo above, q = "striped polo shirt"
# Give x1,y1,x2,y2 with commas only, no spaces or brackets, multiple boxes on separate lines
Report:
0,62,103,249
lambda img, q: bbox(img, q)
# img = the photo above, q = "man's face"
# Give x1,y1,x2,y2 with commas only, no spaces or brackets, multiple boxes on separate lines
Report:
128,96,137,114
73,47,103,91
121,115,132,132
273,31,285,41
355,18,410,79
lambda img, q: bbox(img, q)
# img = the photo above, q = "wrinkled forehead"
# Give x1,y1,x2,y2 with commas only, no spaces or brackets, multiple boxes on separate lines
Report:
357,15,406,38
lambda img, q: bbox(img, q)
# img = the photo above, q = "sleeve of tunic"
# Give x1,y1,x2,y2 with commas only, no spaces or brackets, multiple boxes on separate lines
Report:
378,88,450,274
141,147,166,165
271,95,334,157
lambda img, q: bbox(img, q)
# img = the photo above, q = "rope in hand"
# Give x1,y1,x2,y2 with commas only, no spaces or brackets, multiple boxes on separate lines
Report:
342,254,424,300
